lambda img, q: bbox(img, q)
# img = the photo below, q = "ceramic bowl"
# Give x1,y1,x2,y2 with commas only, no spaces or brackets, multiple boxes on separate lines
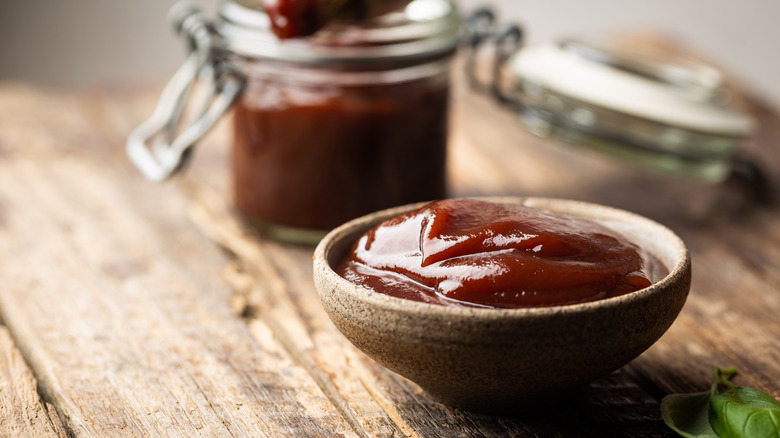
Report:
313,197,691,413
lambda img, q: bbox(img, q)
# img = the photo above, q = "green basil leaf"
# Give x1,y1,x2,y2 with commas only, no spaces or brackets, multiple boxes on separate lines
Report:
661,390,719,438
710,386,780,438
661,367,780,438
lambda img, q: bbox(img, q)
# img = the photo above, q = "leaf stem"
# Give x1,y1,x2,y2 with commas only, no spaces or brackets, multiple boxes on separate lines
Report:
714,367,738,391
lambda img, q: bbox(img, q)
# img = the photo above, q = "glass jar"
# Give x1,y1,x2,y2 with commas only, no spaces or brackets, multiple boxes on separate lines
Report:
127,0,461,244
461,13,757,185
502,33,756,183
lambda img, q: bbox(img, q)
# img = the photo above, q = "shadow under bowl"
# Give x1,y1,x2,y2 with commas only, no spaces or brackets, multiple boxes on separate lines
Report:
313,197,691,414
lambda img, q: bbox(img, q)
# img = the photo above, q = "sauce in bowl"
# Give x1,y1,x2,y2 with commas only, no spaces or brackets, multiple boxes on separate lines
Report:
337,198,666,308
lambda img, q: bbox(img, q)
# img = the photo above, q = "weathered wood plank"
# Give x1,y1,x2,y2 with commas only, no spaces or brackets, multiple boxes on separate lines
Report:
0,324,67,438
0,85,357,437
112,84,445,437
185,188,403,437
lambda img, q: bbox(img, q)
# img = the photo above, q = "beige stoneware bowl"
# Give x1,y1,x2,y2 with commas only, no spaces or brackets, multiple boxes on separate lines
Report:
313,197,691,413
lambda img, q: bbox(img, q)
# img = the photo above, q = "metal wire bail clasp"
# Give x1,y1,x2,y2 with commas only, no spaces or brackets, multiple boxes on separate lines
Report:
127,3,245,181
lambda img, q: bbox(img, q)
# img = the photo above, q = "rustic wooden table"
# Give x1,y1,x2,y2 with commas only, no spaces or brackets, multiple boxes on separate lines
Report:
1,71,778,437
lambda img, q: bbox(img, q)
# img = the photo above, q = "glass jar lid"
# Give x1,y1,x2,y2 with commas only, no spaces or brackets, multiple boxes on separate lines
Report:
493,32,758,182
216,0,462,64
505,33,754,137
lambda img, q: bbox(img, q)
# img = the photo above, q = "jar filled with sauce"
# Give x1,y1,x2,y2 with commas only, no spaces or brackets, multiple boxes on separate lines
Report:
127,0,461,244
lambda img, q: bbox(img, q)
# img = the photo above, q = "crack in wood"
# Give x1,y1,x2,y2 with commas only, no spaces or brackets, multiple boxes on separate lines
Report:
349,355,419,438
0,324,70,438
186,188,378,438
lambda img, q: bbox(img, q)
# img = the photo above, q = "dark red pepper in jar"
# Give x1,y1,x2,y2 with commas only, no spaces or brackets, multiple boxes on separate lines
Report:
263,0,413,39
263,0,330,39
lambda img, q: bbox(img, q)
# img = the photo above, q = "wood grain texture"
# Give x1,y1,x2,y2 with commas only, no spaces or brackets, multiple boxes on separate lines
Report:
0,325,67,438
0,85,356,437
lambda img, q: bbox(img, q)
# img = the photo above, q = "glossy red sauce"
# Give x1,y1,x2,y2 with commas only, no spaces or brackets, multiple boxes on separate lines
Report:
337,199,663,308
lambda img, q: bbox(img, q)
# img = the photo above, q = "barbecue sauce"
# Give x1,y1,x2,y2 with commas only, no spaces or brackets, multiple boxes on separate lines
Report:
233,78,449,232
337,199,661,308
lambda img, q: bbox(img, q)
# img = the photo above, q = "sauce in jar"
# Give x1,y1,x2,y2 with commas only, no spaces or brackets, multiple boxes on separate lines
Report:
337,199,664,308
233,76,449,233
225,0,460,243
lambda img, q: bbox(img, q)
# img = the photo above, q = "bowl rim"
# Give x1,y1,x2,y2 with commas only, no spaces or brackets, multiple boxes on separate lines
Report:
313,196,691,320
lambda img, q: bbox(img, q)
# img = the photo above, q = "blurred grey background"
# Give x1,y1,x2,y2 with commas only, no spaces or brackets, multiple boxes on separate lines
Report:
1,0,778,109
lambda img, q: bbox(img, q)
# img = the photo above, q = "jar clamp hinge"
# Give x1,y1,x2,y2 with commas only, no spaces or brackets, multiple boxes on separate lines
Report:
127,3,245,182
462,8,523,110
